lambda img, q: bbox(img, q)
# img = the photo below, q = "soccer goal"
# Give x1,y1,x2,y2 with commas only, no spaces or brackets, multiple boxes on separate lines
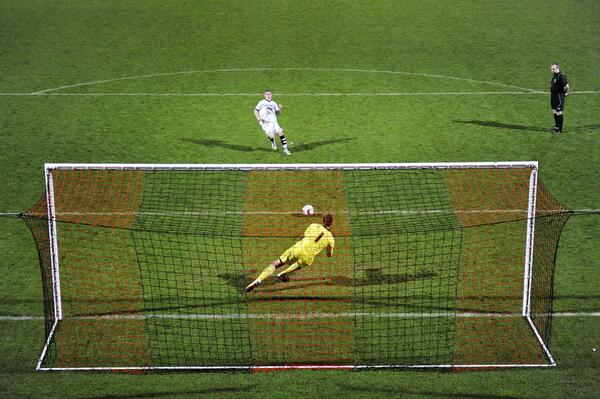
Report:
23,162,572,371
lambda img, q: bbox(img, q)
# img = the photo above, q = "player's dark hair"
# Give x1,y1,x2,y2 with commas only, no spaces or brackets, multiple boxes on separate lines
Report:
323,213,333,227
264,89,272,93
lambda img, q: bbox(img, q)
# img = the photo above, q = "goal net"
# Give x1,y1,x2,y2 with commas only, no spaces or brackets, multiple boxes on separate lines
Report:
23,163,572,371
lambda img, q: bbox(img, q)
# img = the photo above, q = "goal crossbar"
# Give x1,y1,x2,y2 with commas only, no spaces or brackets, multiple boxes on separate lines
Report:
45,161,538,171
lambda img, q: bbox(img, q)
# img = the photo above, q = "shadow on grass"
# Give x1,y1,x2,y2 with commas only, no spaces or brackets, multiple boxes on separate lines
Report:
335,384,531,399
182,138,272,153
453,120,547,133
576,123,600,130
182,136,357,153
90,386,254,399
220,268,436,292
454,120,600,133
292,137,356,152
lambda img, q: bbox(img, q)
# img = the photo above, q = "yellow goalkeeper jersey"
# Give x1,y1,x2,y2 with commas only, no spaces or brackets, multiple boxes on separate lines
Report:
292,223,335,263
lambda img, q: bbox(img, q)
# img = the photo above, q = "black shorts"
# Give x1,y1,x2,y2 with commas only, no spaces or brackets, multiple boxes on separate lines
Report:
551,93,565,112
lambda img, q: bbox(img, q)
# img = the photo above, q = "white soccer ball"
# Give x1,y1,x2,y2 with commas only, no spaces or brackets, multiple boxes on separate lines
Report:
302,204,315,216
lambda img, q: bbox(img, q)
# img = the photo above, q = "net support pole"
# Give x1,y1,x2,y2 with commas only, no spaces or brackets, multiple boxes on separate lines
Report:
44,165,63,320
522,165,538,316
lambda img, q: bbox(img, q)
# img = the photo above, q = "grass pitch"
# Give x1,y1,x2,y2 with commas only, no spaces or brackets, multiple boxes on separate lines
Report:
1,0,599,397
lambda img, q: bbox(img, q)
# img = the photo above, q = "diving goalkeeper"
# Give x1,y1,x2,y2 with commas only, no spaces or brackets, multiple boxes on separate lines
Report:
245,214,335,292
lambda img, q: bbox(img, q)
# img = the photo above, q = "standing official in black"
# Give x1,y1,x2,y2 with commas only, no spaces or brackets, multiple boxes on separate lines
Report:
549,63,569,133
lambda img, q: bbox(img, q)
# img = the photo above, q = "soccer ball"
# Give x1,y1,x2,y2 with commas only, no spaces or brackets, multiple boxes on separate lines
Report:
302,204,314,216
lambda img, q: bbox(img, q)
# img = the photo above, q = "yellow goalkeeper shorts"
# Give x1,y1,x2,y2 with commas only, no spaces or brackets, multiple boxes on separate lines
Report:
278,245,313,267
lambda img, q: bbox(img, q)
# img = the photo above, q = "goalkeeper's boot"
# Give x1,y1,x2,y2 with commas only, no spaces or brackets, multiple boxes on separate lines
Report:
276,273,290,283
283,148,292,156
246,279,261,292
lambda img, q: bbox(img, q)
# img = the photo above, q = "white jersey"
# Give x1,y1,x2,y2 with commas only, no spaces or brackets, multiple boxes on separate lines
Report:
255,99,281,123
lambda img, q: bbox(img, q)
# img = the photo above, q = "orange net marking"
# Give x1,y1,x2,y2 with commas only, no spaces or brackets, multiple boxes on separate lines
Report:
444,168,561,366
243,170,354,366
52,170,144,228
49,170,149,367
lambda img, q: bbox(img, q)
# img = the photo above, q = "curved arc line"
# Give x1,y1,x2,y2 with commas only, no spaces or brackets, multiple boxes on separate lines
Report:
31,67,540,95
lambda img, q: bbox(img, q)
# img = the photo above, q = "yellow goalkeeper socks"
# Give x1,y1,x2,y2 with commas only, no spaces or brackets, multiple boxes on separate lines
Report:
277,262,300,277
257,264,276,282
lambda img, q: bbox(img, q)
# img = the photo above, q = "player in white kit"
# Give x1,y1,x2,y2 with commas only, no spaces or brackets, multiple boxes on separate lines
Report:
254,90,291,155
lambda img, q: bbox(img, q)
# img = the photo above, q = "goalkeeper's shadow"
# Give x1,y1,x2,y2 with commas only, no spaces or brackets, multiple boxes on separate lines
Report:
250,269,437,295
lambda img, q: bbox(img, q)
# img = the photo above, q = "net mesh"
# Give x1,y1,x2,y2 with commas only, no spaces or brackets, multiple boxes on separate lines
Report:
24,165,571,369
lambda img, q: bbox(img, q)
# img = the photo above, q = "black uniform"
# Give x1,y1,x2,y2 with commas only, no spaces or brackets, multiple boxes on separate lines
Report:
550,70,568,132
550,72,568,112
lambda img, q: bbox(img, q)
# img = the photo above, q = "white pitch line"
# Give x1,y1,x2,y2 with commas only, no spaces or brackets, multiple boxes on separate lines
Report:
28,67,541,95
0,91,546,97
1,91,599,97
2,312,599,321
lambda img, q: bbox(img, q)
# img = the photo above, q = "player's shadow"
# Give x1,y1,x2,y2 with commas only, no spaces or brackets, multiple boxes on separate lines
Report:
292,137,356,152
220,272,254,292
358,268,436,286
453,120,546,133
182,138,273,153
455,120,600,133
219,268,436,296
264,270,436,295
183,136,356,153
567,123,600,131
